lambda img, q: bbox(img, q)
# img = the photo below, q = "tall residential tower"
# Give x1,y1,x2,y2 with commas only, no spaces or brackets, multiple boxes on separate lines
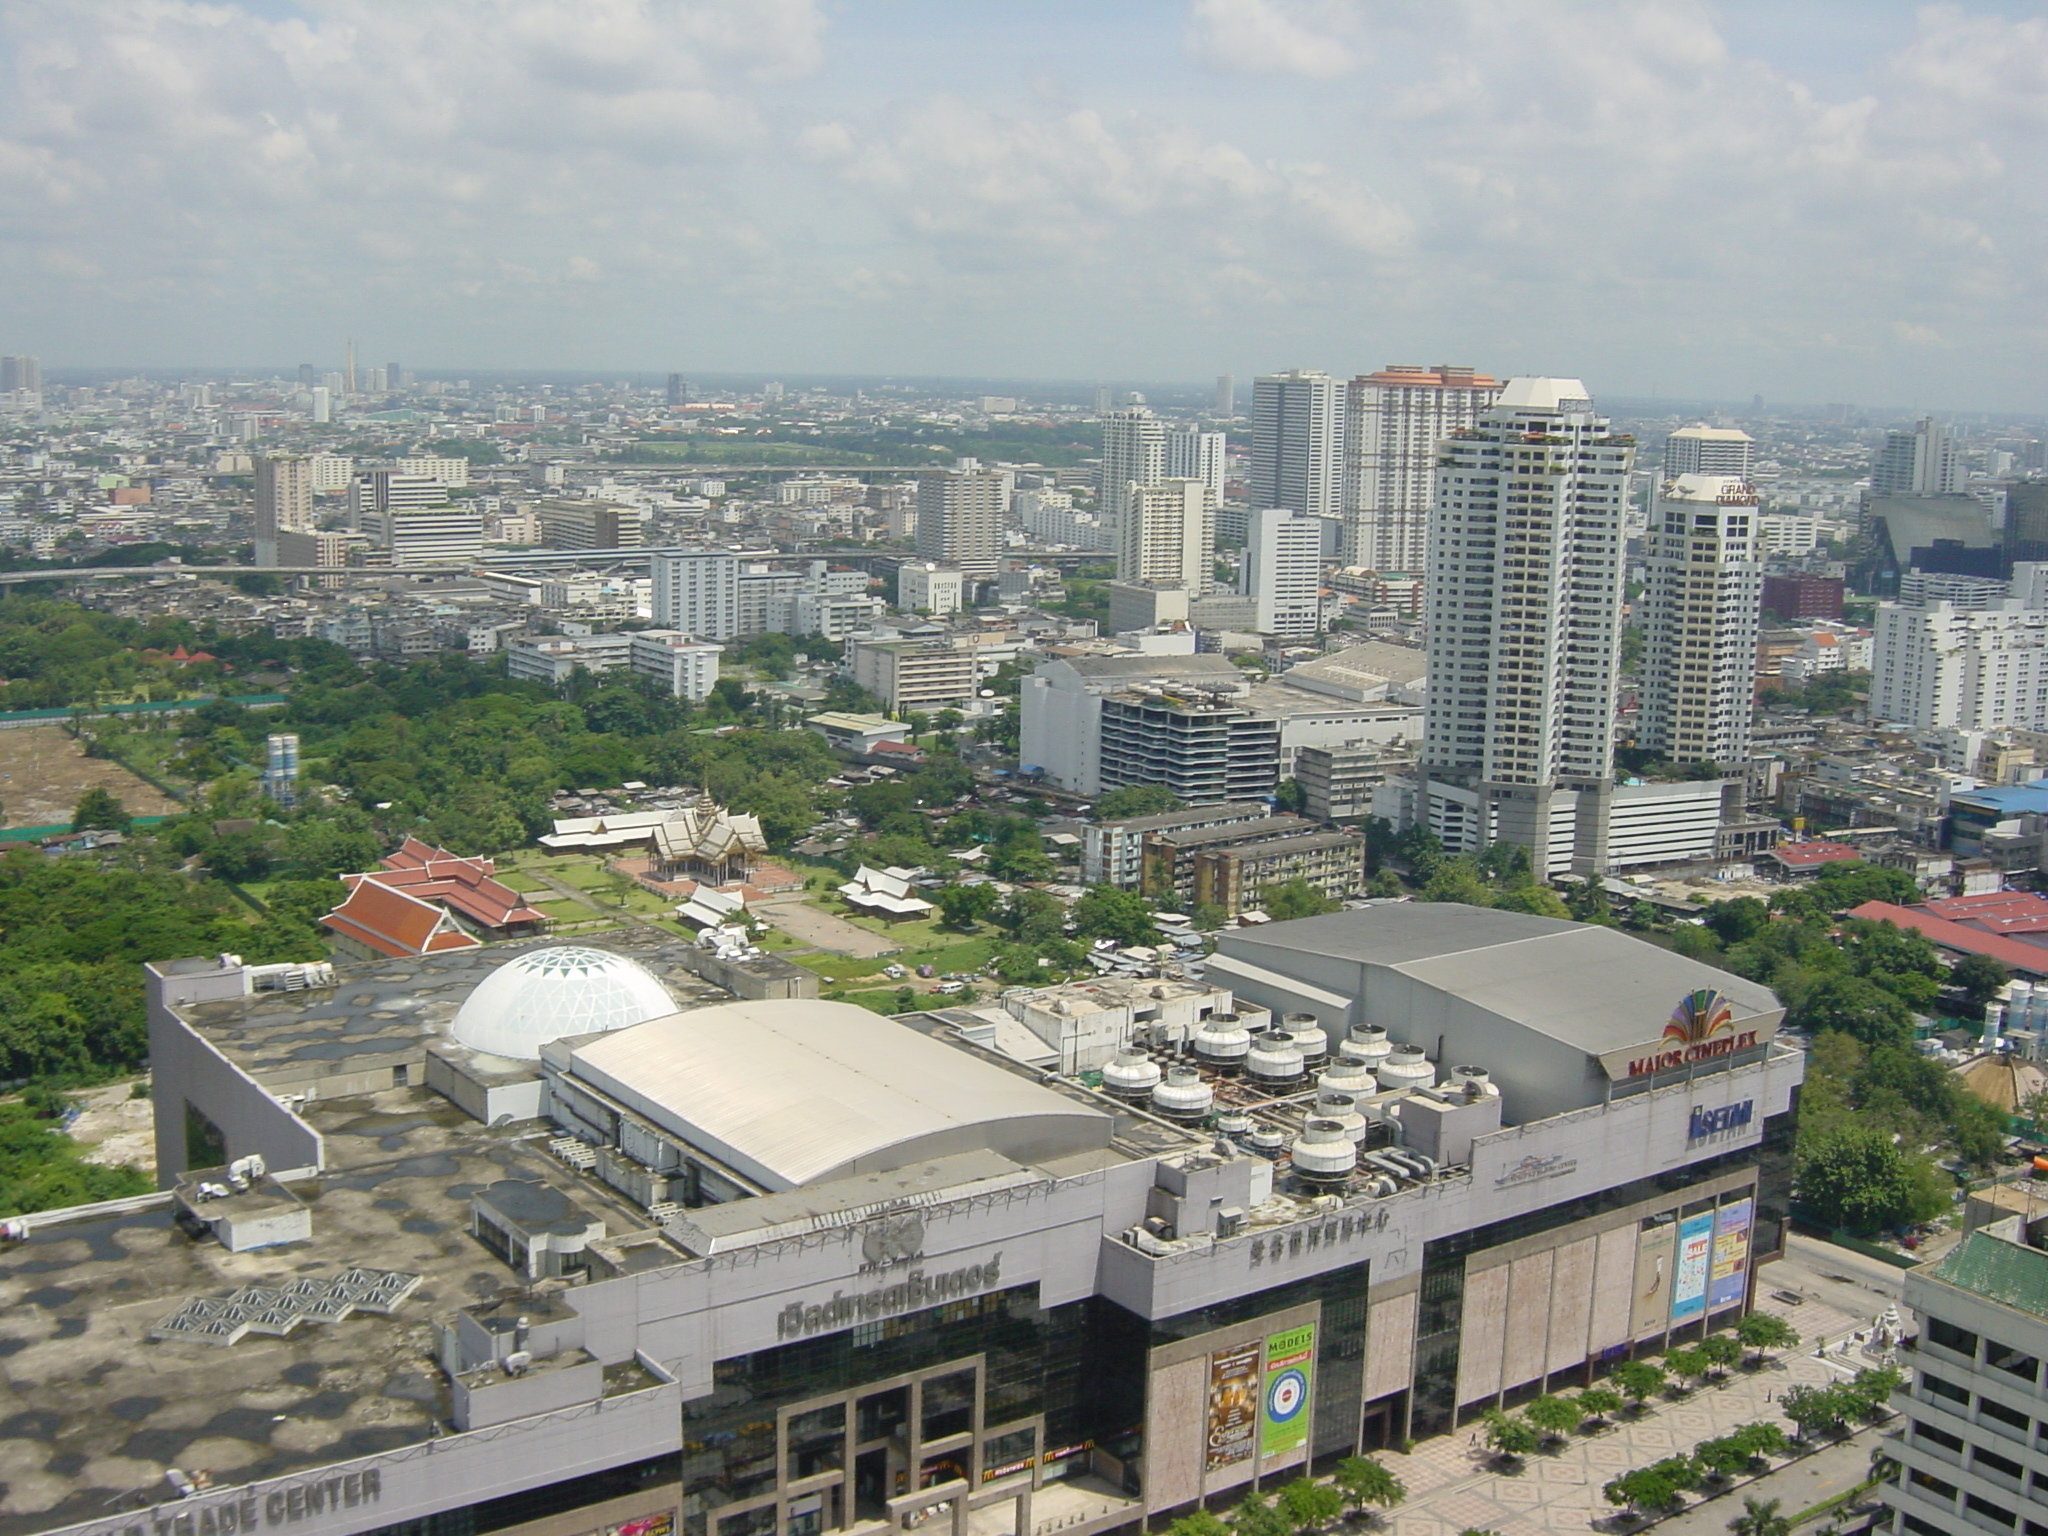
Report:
1341,365,1501,572
1250,370,1342,518
1638,473,1763,768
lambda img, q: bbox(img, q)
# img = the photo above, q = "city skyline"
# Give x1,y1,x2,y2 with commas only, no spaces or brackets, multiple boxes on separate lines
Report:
3,2,2048,410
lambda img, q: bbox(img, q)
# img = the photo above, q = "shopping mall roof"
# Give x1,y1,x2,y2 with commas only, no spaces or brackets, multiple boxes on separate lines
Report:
560,1000,1115,1190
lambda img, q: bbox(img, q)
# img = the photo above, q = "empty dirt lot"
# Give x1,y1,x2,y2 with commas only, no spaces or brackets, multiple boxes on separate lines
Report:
0,726,183,828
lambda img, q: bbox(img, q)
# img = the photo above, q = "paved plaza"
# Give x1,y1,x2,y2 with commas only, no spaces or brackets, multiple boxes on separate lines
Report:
1372,1286,1896,1536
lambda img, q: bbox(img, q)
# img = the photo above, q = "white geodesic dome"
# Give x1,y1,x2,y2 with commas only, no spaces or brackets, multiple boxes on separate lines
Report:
450,945,677,1061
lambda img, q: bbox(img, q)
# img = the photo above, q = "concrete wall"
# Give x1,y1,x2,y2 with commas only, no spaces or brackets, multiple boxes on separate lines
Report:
148,1003,324,1186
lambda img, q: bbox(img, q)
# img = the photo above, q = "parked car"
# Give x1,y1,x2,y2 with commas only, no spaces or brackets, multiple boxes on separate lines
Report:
881,965,906,979
935,981,965,995
916,964,936,978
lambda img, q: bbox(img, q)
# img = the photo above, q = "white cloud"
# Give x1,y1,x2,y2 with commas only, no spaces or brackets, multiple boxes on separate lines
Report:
1185,0,1360,79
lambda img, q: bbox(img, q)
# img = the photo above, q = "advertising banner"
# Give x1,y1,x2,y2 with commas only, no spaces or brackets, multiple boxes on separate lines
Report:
1669,1212,1715,1323
1630,1219,1676,1338
1708,1199,1753,1311
1205,1341,1261,1471
1259,1324,1316,1460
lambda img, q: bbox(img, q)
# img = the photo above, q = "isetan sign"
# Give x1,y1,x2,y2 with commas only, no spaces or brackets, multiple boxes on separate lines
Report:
1599,988,1777,1081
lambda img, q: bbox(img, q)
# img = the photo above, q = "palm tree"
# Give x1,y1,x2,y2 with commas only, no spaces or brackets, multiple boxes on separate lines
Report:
1727,1495,1790,1536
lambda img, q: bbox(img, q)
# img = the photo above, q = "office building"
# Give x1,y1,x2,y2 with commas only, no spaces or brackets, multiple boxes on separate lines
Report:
1118,480,1213,594
651,551,741,640
309,452,356,492
1022,652,1254,793
1080,801,1274,888
0,907,1782,1536
1874,418,1966,496
1296,741,1418,822
1899,570,2008,609
277,528,370,573
1638,473,1763,769
367,508,486,569
1138,815,1363,912
1243,508,1324,638
1761,574,1845,622
1165,428,1226,505
1,355,41,393
915,470,1007,577
1417,378,1633,877
350,472,445,529
899,561,968,616
254,456,315,568
1250,370,1343,517
1099,408,1167,526
505,633,635,687
667,373,688,408
395,456,471,489
1096,688,1280,804
537,498,645,551
1662,426,1755,479
1872,565,2048,732
849,637,980,712
627,631,723,701
1342,365,1501,572
1756,513,1822,556
1885,1208,2048,1536
1214,374,1235,416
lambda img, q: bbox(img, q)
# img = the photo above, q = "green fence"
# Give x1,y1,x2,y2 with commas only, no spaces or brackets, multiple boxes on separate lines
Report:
0,694,287,729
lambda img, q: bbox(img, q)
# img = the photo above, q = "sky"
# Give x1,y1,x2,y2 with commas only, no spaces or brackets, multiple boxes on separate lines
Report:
4,0,2048,410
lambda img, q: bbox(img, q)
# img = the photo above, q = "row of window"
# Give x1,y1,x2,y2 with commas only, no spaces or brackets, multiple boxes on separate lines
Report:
1926,1318,2043,1386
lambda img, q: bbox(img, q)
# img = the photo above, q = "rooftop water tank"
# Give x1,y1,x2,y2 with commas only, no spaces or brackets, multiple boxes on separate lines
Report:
1192,1014,1253,1074
1339,1024,1393,1069
1102,1050,1163,1102
1151,1067,1215,1124
1313,1089,1369,1144
1290,1119,1358,1187
1317,1058,1377,1100
1247,1125,1287,1160
1245,1030,1307,1091
1377,1043,1435,1093
1283,1013,1330,1070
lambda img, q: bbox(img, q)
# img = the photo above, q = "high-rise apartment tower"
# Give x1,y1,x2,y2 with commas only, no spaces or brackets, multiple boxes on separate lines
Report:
1117,480,1213,595
1165,428,1226,505
254,457,315,568
915,470,1007,577
1638,473,1763,768
1341,364,1501,572
1099,408,1166,527
1242,508,1325,638
1250,370,1343,518
1873,418,1965,496
1663,425,1755,478
1419,379,1634,877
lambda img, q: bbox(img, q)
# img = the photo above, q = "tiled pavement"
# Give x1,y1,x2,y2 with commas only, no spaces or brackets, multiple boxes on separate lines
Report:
1370,1289,1896,1536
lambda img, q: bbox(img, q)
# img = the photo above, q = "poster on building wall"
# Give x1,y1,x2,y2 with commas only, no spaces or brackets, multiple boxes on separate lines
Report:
1669,1212,1715,1323
1205,1341,1262,1470
1260,1323,1317,1460
1708,1199,1753,1311
1630,1219,1676,1338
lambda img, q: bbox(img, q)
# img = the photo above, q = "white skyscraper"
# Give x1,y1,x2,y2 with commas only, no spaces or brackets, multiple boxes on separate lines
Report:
309,386,331,424
651,550,741,639
1872,418,1965,495
1165,427,1226,505
1341,365,1501,572
1118,480,1213,595
1099,408,1166,526
1662,425,1755,479
349,472,444,531
915,469,1007,576
254,456,314,568
1419,378,1634,876
1242,508,1324,638
1250,370,1343,518
1872,564,2048,731
1638,473,1763,768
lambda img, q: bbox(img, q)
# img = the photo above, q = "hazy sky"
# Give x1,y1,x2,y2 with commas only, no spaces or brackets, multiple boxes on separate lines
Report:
4,1,2047,409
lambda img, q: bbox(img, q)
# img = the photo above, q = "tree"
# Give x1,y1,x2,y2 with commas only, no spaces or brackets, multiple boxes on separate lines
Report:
1523,1394,1583,1442
1071,885,1157,946
1226,1493,1290,1536
1165,1515,1230,1536
935,882,999,931
892,986,917,1014
1664,1346,1709,1393
1671,922,1722,960
1841,1364,1901,1420
1729,1421,1788,1462
1703,896,1770,946
1495,884,1571,919
1574,1386,1624,1427
1693,1435,1752,1482
1779,1383,1853,1440
1727,1495,1790,1536
71,785,131,833
1095,783,1181,820
1612,1360,1667,1409
1273,1477,1342,1533
1796,1125,1948,1233
1262,877,1340,921
1331,1455,1404,1520
996,887,1066,944
1952,950,2011,1006
1736,1312,1800,1366
1604,1466,1681,1517
1481,1410,1539,1464
1698,1332,1743,1379
1786,973,1914,1049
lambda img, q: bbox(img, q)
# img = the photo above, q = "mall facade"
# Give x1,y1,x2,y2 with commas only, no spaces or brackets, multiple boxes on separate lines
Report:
0,907,1800,1536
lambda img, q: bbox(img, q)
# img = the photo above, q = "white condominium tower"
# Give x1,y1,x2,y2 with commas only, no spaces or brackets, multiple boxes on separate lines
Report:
1342,364,1501,572
1420,378,1634,877
1872,564,2048,731
1638,473,1763,768
915,468,1007,576
1873,417,1965,496
1165,427,1226,505
1117,480,1214,594
1250,370,1343,517
651,550,741,639
1099,408,1165,525
1663,425,1755,478
1243,507,1325,638
254,456,315,568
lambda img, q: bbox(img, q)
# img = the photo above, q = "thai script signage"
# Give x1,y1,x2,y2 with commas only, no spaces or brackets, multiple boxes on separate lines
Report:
777,1252,1002,1338
1708,1199,1753,1311
1494,1153,1578,1189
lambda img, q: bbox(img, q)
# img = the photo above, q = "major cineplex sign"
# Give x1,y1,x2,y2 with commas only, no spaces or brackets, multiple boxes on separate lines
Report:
1599,988,1781,1081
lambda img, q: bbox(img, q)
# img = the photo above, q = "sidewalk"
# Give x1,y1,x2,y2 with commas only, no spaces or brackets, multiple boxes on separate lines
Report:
1373,1287,1895,1536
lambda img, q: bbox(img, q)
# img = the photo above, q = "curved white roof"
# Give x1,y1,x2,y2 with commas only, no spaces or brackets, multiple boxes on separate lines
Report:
451,945,677,1061
565,1000,1114,1189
